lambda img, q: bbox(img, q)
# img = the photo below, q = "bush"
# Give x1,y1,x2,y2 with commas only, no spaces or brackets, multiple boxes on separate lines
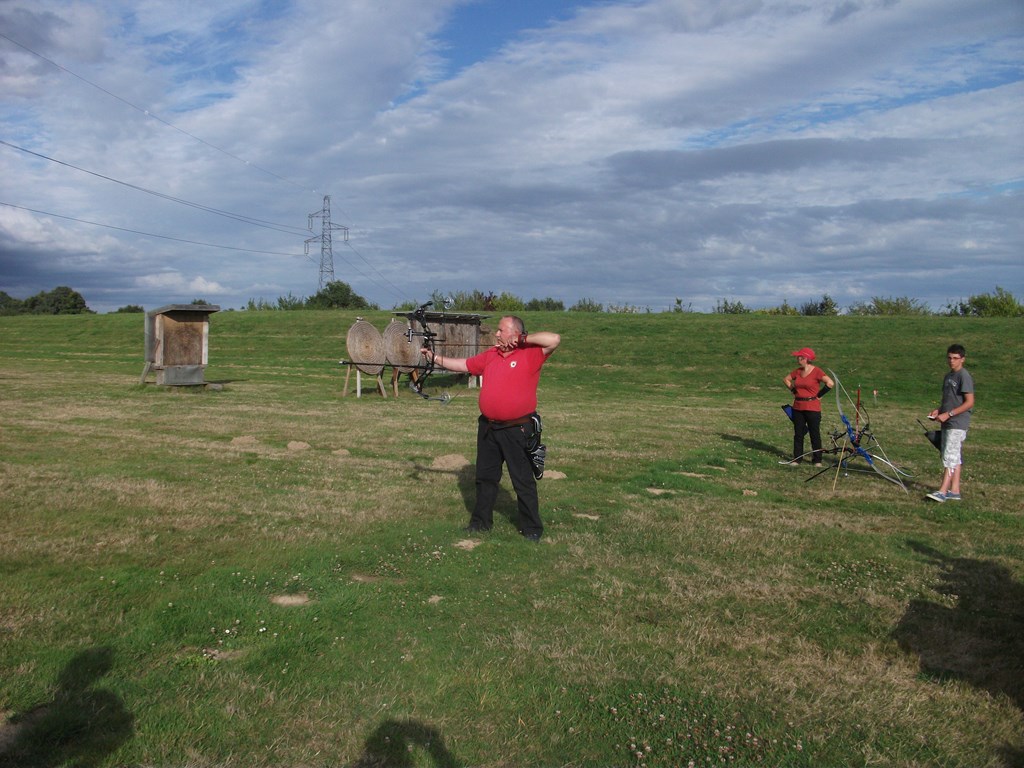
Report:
714,298,751,314
944,286,1023,317
763,300,799,316
0,291,23,315
492,292,525,313
305,281,375,310
22,286,93,315
526,297,565,311
800,294,840,316
442,290,489,311
847,296,931,316
569,298,604,312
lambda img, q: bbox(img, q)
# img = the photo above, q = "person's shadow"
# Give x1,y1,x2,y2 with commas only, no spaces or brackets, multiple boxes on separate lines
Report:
0,646,134,768
350,719,462,767
415,463,518,530
719,432,790,460
893,541,1024,764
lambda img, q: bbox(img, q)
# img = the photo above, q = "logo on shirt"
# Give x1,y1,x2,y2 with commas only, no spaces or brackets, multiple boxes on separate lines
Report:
510,361,517,369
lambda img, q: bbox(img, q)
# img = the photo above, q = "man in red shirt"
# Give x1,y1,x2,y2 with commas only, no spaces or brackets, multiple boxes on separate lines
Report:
423,316,560,541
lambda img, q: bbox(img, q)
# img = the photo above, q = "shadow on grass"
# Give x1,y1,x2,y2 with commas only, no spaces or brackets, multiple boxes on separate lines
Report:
719,432,789,459
414,463,521,532
352,719,462,767
0,646,134,768
895,541,1024,765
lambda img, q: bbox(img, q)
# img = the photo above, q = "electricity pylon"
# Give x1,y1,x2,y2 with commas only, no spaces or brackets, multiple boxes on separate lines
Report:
305,195,349,291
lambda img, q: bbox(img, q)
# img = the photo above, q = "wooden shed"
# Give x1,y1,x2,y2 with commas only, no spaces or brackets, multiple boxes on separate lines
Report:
392,310,489,360
142,304,220,386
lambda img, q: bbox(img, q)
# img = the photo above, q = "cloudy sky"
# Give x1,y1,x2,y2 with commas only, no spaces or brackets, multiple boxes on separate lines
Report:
1,0,1021,313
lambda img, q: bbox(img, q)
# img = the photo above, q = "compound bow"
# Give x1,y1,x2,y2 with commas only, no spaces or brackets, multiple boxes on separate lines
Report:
801,369,910,492
405,299,455,403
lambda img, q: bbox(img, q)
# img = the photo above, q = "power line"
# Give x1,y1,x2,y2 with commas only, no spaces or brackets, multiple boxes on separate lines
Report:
0,201,410,304
304,196,413,302
0,201,308,257
0,31,318,195
0,137,414,302
0,140,310,236
342,240,412,303
0,31,415,306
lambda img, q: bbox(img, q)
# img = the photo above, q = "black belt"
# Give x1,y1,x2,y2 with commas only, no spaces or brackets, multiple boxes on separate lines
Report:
795,396,818,402
484,414,532,429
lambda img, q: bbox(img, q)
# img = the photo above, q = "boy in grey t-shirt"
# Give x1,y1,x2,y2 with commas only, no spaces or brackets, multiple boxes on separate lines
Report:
926,344,974,502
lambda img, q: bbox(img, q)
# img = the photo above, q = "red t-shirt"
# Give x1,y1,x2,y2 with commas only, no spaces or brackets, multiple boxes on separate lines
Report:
466,345,549,421
790,366,826,412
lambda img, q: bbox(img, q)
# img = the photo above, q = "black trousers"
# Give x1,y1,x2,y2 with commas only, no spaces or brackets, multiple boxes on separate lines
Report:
792,409,823,463
471,415,542,535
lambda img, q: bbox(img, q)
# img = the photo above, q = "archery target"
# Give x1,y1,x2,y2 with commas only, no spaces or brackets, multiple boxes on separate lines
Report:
346,319,385,375
383,319,420,373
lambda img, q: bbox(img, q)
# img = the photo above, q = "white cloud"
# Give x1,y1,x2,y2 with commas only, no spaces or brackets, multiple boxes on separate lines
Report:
134,271,226,294
0,0,1021,313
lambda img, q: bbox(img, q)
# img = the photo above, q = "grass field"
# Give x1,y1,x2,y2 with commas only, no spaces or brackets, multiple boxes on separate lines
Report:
1,310,1021,767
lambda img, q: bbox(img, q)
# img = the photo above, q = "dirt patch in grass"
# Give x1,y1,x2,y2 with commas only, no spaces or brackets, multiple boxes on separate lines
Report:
349,573,380,583
270,593,312,606
432,454,470,470
201,647,246,661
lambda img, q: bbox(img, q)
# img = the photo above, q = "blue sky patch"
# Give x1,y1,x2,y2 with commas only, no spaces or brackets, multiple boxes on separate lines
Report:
437,0,586,73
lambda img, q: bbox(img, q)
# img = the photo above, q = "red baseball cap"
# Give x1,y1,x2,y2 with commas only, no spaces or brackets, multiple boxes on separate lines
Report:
791,347,816,360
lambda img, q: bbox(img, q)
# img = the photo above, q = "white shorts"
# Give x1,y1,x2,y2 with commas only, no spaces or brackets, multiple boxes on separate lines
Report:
941,428,967,470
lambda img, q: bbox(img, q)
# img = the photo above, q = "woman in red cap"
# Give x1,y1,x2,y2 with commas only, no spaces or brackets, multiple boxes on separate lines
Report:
783,348,834,466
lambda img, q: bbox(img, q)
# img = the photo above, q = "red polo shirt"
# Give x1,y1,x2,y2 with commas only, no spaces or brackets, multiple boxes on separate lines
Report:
466,346,548,421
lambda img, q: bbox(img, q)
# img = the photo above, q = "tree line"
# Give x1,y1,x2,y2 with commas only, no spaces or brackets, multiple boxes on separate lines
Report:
2,282,1020,317
252,284,1023,316
711,287,1022,317
0,286,94,315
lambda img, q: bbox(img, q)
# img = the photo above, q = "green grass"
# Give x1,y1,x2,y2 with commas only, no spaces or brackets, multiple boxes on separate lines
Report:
1,310,1022,767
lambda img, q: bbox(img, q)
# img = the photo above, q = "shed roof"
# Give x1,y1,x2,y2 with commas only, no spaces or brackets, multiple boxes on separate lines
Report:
391,311,488,322
148,304,221,316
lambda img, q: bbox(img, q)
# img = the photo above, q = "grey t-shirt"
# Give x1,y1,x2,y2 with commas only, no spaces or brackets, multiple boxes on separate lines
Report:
940,367,974,430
